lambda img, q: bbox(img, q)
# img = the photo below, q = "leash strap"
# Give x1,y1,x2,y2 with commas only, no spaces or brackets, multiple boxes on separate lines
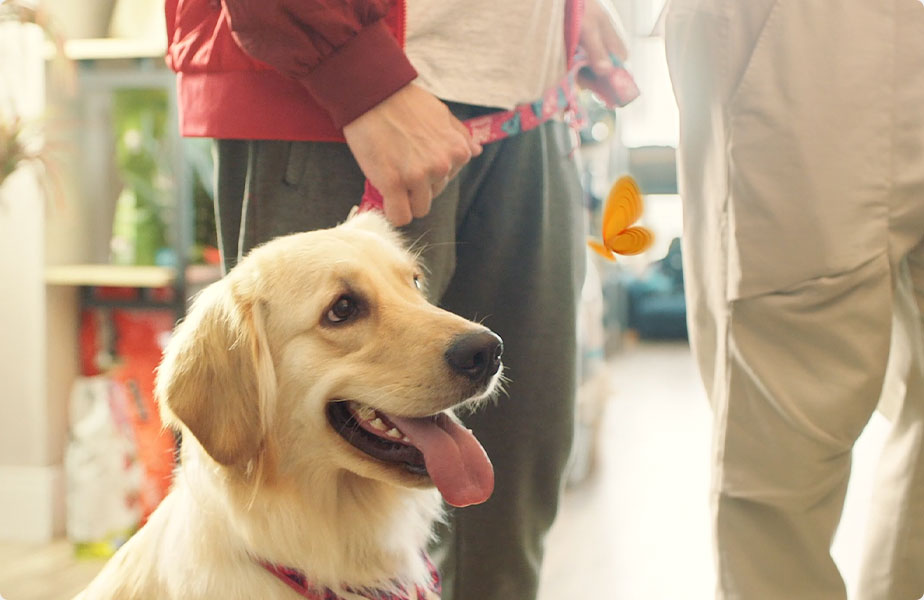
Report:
259,554,441,600
357,54,639,213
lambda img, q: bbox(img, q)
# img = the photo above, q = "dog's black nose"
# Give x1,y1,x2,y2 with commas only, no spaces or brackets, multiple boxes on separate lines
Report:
445,331,503,382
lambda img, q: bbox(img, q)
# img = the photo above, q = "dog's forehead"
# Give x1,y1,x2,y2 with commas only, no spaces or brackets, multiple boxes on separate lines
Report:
329,226,415,269
266,225,415,281
240,216,418,301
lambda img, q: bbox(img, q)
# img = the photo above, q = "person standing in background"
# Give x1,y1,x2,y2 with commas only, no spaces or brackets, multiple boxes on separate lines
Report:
165,1,632,599
666,1,924,598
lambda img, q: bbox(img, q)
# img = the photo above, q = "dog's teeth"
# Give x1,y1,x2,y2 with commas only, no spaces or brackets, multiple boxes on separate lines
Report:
370,418,387,431
356,405,375,420
386,428,402,439
401,435,411,442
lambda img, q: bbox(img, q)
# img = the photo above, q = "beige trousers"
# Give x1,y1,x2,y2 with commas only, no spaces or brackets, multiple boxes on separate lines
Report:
665,0,924,598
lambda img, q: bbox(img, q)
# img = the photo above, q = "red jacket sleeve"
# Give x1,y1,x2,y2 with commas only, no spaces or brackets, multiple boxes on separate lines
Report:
222,0,417,127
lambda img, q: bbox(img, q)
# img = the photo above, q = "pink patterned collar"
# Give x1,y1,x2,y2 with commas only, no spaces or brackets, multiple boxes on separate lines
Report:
258,554,441,600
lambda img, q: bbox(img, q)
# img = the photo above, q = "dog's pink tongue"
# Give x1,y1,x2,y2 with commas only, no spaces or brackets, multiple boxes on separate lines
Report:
387,414,494,507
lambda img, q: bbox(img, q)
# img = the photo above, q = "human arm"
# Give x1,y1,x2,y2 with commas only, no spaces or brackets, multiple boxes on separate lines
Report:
222,0,415,128
222,0,479,226
577,0,633,105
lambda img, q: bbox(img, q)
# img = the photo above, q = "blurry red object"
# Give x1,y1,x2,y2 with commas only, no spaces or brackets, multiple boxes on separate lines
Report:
108,310,177,522
202,245,221,265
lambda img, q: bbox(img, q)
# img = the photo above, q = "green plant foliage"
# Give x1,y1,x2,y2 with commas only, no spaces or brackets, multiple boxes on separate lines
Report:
110,89,169,266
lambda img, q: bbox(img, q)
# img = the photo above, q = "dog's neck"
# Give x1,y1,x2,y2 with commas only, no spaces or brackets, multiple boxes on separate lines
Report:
171,438,444,592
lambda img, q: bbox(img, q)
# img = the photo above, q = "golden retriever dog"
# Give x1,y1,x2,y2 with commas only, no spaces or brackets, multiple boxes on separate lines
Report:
75,212,503,600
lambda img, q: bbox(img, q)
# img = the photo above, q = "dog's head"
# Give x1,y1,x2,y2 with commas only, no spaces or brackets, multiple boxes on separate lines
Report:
156,212,503,507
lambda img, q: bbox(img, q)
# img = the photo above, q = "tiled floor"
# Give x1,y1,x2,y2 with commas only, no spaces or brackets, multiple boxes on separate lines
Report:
0,342,891,600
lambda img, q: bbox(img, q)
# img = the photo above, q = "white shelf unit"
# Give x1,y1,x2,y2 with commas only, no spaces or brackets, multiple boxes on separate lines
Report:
50,37,197,320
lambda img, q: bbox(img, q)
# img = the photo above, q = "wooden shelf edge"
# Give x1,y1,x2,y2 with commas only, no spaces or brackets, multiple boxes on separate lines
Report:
44,264,223,288
45,264,176,288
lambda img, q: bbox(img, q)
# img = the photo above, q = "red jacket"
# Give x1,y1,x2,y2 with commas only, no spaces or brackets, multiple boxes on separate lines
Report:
166,0,583,142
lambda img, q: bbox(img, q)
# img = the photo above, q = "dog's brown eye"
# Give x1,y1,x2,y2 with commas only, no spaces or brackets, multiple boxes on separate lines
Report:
413,274,422,291
327,295,358,323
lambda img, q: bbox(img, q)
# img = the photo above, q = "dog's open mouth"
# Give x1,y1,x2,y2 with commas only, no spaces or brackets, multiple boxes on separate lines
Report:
327,400,426,473
327,400,494,507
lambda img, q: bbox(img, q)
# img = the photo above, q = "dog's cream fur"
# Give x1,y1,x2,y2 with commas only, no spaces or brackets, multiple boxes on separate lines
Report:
75,212,501,600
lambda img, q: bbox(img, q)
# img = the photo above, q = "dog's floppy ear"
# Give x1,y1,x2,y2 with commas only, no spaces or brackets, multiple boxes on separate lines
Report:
156,276,275,467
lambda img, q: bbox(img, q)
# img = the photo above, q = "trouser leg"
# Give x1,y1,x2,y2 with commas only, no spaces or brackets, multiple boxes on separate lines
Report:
858,4,924,589
431,121,584,600
666,1,924,597
715,256,894,600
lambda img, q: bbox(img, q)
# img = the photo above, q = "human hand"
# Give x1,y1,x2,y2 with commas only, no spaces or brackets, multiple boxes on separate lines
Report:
342,83,482,226
578,0,633,104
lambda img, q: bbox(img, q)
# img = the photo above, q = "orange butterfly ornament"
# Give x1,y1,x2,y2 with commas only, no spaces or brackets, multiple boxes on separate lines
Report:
587,175,654,260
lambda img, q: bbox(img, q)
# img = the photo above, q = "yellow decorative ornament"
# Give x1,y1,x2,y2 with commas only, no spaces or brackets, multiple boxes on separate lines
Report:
587,175,654,260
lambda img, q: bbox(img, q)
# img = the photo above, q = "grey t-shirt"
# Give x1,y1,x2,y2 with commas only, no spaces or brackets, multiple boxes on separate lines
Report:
405,0,568,110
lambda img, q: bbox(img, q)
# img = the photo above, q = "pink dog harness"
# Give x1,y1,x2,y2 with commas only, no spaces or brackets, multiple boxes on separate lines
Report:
259,554,441,600
358,53,639,213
